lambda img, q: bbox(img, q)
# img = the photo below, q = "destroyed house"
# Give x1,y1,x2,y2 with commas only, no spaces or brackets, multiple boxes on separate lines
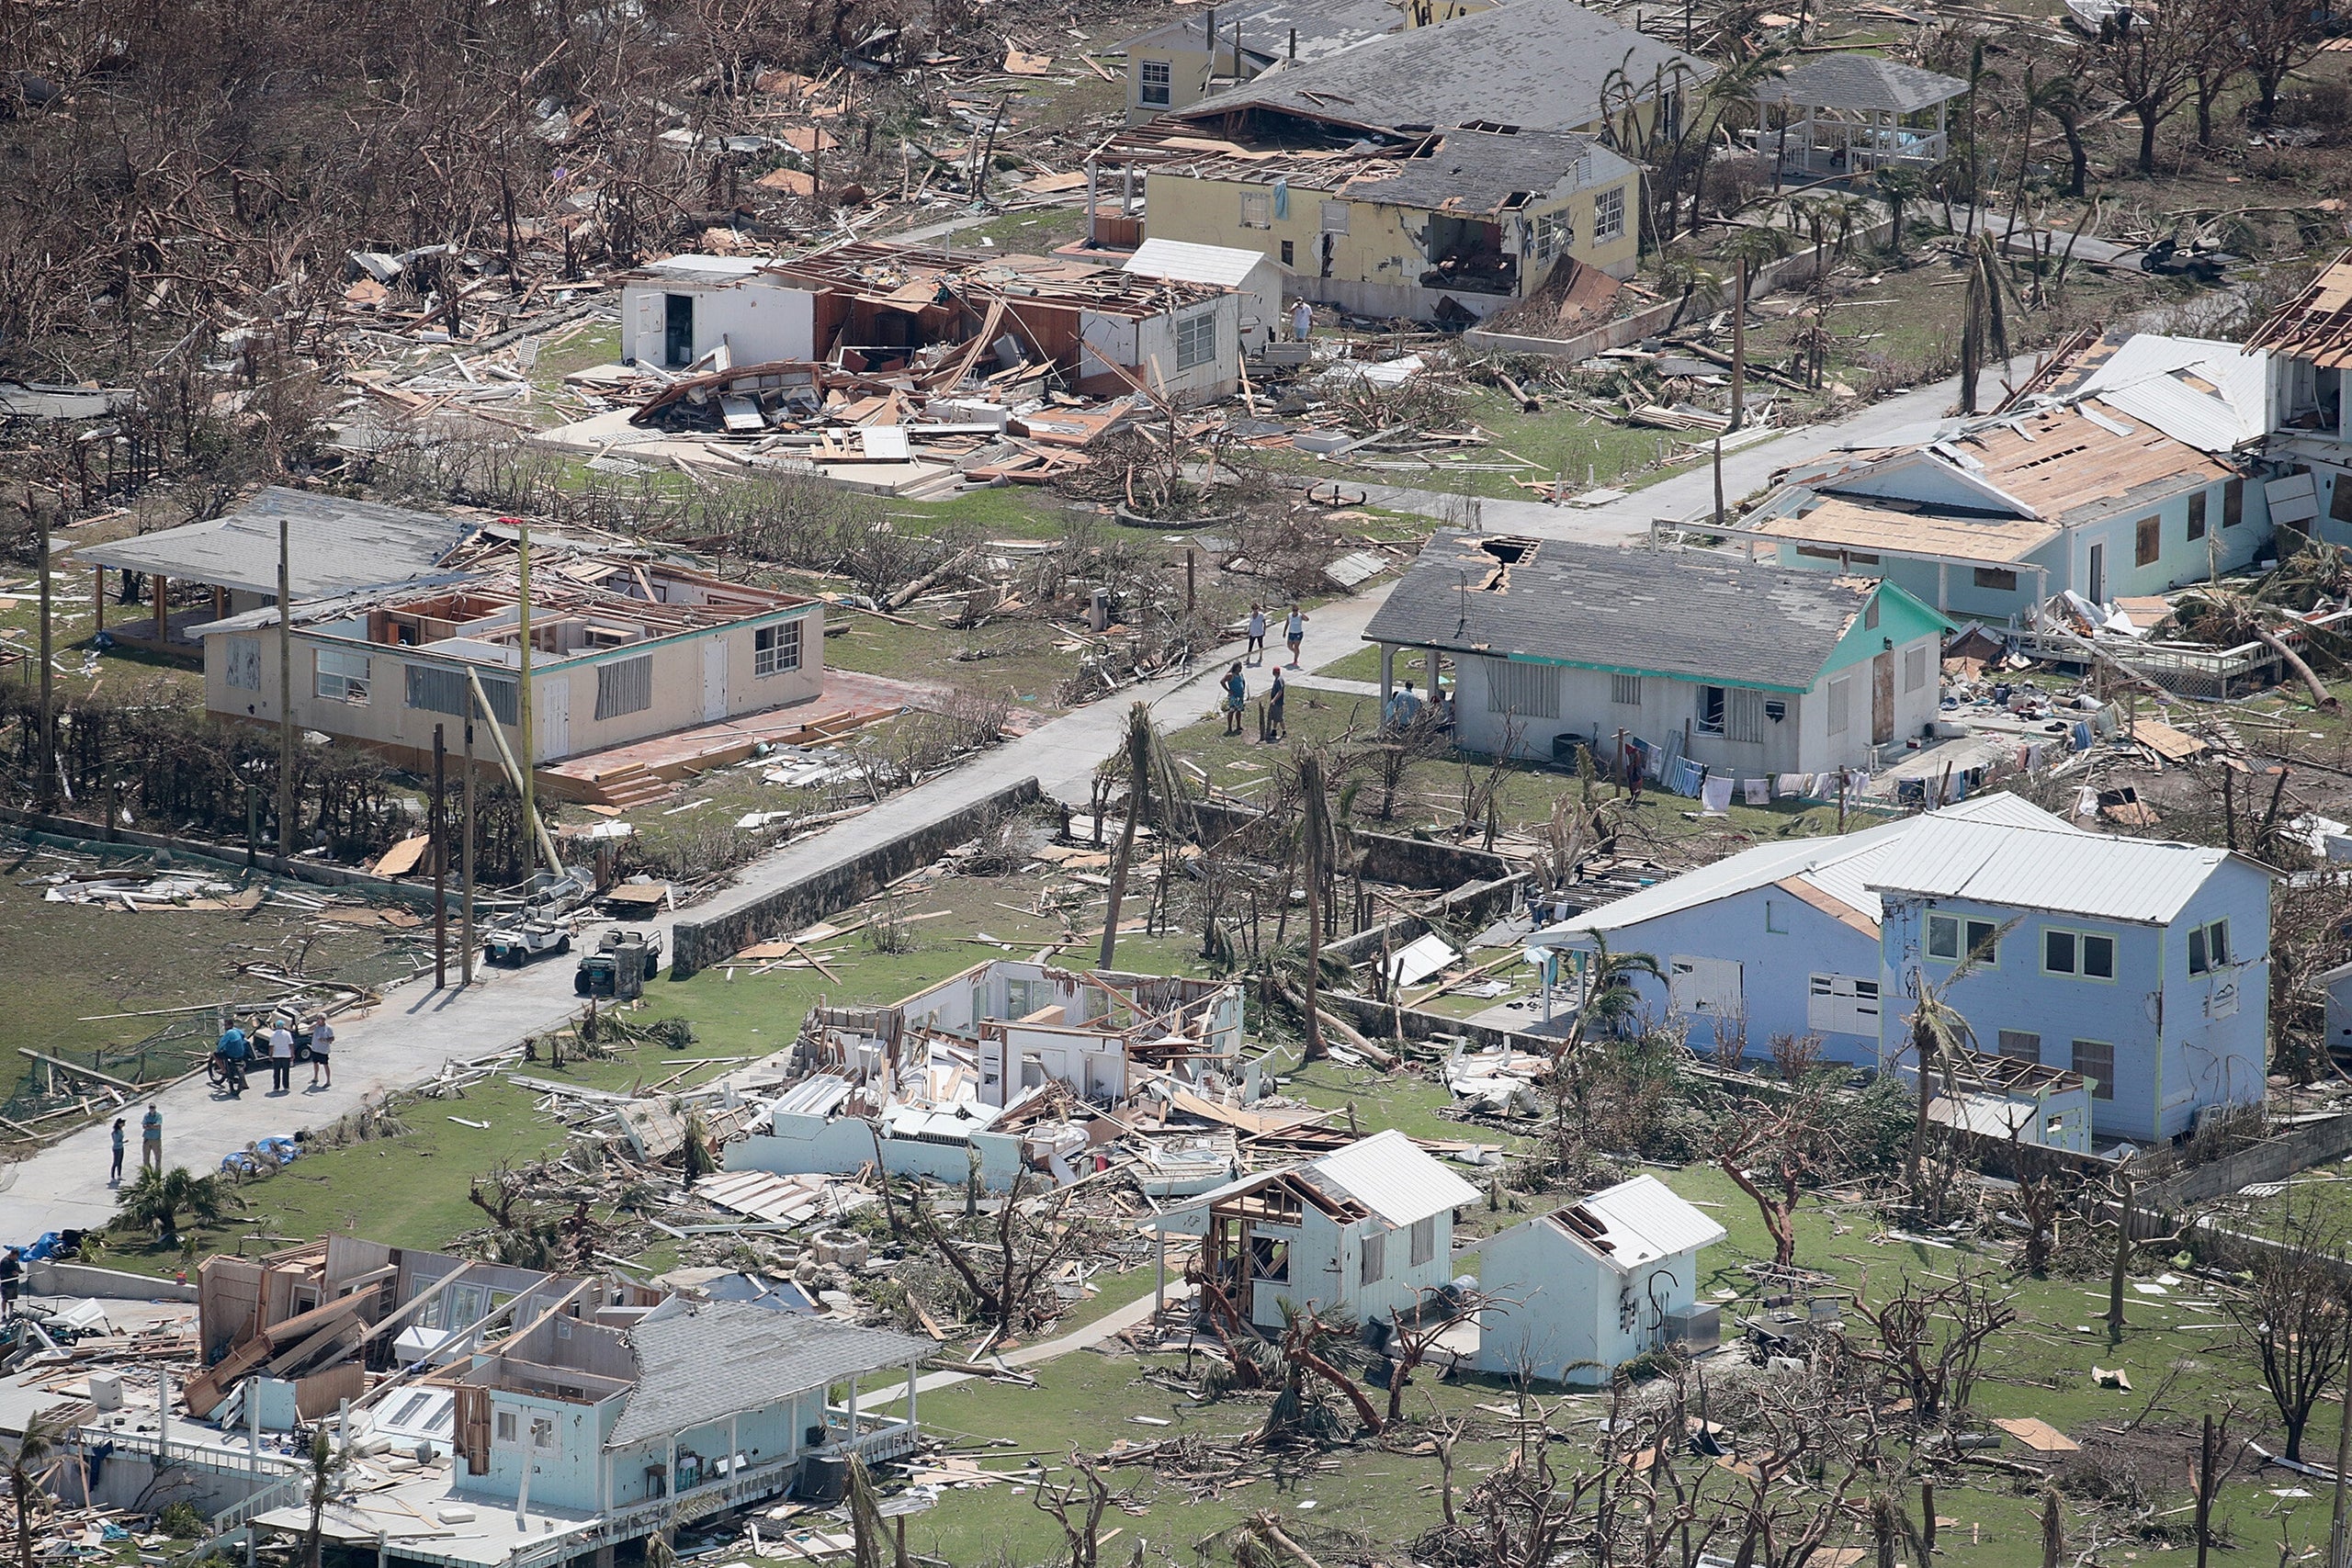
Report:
727,963,1246,1191
1170,0,1713,145
1363,531,1951,782
1474,1174,1726,1385
624,242,1241,403
1741,383,2274,624
1093,123,1640,322
2245,247,2352,533
1871,814,2275,1143
1527,792,2077,1065
1119,0,1401,127
197,547,821,772
1923,1050,2097,1155
72,487,475,659
1151,1129,1479,1331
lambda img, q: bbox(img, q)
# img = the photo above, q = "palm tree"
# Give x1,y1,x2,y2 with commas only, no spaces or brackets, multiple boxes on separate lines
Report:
9,1411,60,1568
1099,703,1159,969
1722,225,1792,431
115,1166,236,1245
1956,231,2011,415
1563,936,1667,1051
1873,166,1927,260
1898,922,2012,1211
1656,257,1725,333
301,1426,347,1568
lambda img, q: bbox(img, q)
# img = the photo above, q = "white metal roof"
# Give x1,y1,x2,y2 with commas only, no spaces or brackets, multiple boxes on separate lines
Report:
1124,239,1280,291
1309,1128,1479,1227
1864,816,2256,923
2071,334,2271,454
1539,792,2072,943
1546,1174,1726,1271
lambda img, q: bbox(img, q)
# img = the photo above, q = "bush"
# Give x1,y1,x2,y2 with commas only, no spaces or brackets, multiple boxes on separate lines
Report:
158,1504,205,1539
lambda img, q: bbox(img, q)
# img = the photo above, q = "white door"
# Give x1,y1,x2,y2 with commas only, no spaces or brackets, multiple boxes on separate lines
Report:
702,637,728,723
1668,955,1743,1019
537,677,569,762
1807,973,1881,1035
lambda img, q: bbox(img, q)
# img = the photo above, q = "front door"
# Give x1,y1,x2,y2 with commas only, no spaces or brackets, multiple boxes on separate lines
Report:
1871,650,1894,745
702,637,728,722
663,293,695,367
537,675,569,761
2086,541,2107,604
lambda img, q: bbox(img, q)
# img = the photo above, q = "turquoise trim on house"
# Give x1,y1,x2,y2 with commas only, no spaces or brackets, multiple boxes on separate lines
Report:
1818,581,1955,677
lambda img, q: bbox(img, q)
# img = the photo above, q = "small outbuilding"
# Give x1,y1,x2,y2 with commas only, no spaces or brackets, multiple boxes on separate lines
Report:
1474,1175,1726,1386
1123,238,1287,353
1751,53,1965,178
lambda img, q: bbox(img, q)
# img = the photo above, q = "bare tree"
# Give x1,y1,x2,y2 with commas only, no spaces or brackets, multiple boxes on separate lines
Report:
2224,1215,2352,1461
2086,0,2205,174
1843,1266,2017,1426
1712,1033,1846,1269
910,1171,1093,1334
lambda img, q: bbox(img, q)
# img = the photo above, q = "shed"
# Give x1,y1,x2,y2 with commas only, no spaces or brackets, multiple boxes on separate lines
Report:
1474,1175,1725,1386
2324,960,2352,1058
1124,239,1286,351
1752,53,1964,178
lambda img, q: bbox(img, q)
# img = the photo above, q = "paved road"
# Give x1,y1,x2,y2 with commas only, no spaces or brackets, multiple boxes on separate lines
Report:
1341,354,2048,543
0,589,1393,1245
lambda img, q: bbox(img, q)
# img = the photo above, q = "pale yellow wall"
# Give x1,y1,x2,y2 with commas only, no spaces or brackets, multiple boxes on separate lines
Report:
1127,42,1215,125
1400,0,1497,26
1141,166,1643,291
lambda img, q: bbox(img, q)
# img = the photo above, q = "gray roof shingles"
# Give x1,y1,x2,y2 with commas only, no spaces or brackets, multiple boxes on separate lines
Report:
1363,531,1875,692
605,1301,933,1451
1753,53,1966,115
1176,0,1713,134
73,486,472,601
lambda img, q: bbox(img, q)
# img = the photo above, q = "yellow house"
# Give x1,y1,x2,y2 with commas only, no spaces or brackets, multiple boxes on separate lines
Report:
1101,124,1642,321
1119,0,1401,127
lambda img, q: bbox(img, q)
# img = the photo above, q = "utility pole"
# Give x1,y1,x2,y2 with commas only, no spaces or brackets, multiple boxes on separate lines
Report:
277,517,294,873
1728,257,1748,433
2331,1361,2351,1568
34,492,54,813
461,713,477,987
433,724,448,990
516,520,536,885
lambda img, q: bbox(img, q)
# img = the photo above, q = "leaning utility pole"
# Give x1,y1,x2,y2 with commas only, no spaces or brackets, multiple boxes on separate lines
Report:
516,520,536,881
277,517,295,872
433,724,448,990
34,494,54,813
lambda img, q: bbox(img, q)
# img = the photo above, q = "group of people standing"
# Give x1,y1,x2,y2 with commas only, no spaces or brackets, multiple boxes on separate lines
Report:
1226,602,1308,739
210,1012,334,1099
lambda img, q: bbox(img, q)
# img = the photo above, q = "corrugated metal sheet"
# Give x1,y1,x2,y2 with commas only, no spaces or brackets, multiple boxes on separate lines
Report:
2074,334,2270,453
1307,1128,1479,1228
1557,1174,1726,1269
1864,816,2234,922
1554,793,2073,938
1124,238,1277,292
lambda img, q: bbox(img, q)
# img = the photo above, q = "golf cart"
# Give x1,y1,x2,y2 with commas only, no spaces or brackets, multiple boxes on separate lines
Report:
484,919,570,966
576,928,663,998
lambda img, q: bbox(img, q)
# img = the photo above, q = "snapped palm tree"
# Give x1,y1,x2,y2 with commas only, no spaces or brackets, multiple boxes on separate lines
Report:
1899,922,2012,1210
116,1166,236,1245
1721,225,1792,431
9,1410,60,1568
1874,166,1927,260
1656,257,1724,332
1956,231,2011,415
1293,749,1337,1066
1098,702,1189,968
301,1426,347,1568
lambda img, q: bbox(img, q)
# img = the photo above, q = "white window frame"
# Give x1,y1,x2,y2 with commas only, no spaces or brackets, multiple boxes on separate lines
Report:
1695,684,1726,736
494,1408,518,1446
529,1415,557,1454
313,647,371,705
1174,309,1217,371
755,618,801,677
1593,186,1625,243
1138,57,1172,106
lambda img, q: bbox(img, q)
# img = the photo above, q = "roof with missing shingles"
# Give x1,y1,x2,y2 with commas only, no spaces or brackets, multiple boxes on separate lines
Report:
605,1301,933,1450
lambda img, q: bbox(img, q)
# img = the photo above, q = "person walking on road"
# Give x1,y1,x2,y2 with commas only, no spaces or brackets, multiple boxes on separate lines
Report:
1284,603,1307,668
1223,662,1248,736
267,1017,295,1095
1245,604,1266,665
1266,666,1287,741
309,1014,334,1089
140,1104,162,1173
109,1117,126,1186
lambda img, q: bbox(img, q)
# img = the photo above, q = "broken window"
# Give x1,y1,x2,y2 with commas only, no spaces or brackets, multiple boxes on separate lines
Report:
2135,515,2160,567
1696,684,1726,735
530,1416,556,1452
1532,209,1573,261
1593,186,1625,243
1973,567,2018,591
755,619,801,677
1174,309,1217,371
1248,1235,1291,1283
2188,919,2231,975
594,654,652,720
225,637,260,691
1239,192,1271,229
1320,200,1350,234
495,1409,518,1445
313,647,370,705
1280,239,1295,265
1139,58,1172,106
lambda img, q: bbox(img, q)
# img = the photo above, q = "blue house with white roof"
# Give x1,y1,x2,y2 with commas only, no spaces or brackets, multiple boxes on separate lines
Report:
1530,793,2072,1065
1869,816,2275,1144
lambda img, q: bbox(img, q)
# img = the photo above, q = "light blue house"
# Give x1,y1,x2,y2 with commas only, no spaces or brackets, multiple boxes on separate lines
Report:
1738,335,2278,626
1869,815,2274,1144
1529,792,2073,1066
446,1299,932,1541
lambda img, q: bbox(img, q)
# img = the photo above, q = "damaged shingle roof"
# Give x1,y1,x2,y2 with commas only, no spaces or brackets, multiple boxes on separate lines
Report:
1363,531,1888,692
1176,0,1713,134
1343,129,1633,212
606,1300,933,1450
71,486,472,601
1753,52,1966,115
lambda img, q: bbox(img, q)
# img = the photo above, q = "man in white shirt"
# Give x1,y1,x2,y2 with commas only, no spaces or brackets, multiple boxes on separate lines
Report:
268,1020,295,1095
309,1015,334,1090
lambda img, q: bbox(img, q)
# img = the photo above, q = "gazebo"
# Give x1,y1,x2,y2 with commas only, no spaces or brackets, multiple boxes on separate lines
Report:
1751,53,1964,179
